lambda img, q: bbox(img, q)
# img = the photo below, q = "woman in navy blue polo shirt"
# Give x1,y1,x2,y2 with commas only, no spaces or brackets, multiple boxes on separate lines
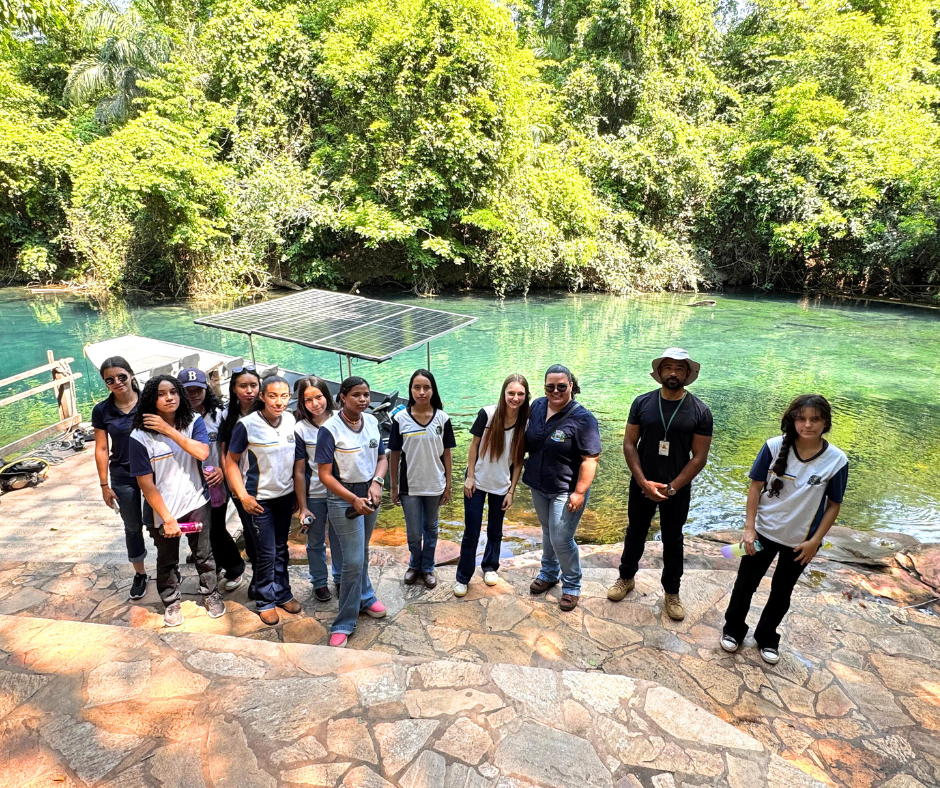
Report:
92,356,148,601
524,364,601,611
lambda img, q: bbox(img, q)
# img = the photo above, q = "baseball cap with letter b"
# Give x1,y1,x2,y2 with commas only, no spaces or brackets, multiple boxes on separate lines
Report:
177,367,207,389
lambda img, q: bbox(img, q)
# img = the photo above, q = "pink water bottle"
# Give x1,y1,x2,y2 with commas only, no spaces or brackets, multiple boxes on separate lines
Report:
178,522,203,534
204,466,226,508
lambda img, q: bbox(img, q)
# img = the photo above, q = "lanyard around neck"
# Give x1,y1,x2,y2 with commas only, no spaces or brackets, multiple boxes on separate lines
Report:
658,392,687,438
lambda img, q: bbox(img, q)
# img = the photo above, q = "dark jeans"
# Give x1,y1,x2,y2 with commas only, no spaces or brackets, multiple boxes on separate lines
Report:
232,497,259,594
210,501,245,579
112,481,147,563
248,493,294,611
618,477,691,594
723,534,808,649
145,503,216,608
456,489,506,584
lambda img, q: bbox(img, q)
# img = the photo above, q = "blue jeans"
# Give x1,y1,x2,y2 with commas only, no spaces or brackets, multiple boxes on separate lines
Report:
530,487,589,596
112,481,147,563
456,488,506,584
305,497,342,587
248,493,294,611
401,494,441,574
327,487,379,635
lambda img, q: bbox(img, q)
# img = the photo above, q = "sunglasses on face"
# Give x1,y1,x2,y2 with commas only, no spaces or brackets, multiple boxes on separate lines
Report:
544,383,569,393
104,374,129,386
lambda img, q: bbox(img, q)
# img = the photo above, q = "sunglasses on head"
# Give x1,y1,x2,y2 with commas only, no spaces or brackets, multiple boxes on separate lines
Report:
232,364,257,374
544,383,569,393
104,373,129,386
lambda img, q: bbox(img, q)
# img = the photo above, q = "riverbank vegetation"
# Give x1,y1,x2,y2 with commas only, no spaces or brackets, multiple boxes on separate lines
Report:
2,0,939,300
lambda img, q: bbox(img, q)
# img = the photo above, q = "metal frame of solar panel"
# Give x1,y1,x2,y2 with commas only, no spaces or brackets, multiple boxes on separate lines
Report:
194,289,477,362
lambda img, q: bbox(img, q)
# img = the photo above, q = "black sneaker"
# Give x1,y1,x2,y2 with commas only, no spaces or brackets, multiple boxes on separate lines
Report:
164,602,183,627
129,572,148,600
204,591,225,619
314,586,331,602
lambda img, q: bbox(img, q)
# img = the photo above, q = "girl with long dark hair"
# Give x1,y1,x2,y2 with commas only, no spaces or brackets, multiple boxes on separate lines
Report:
218,365,261,597
92,356,149,600
524,364,601,612
178,368,245,591
721,394,848,664
316,376,389,647
224,376,299,625
129,375,224,627
388,369,456,589
293,376,342,601
454,374,530,597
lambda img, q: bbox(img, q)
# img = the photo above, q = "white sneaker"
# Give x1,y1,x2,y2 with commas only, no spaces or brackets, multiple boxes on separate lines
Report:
483,571,499,586
453,582,468,597
760,646,780,665
224,574,244,592
720,634,740,653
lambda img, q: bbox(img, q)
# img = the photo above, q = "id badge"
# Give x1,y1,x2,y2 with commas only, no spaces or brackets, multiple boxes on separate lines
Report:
658,440,670,456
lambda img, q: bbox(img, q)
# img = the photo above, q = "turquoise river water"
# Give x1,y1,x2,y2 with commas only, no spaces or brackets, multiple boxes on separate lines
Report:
3,287,940,550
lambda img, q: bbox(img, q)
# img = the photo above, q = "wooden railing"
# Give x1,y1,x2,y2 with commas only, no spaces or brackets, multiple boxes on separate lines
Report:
0,352,83,458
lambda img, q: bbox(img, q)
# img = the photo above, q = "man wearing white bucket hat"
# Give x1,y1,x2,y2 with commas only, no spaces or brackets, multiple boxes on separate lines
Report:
607,348,713,621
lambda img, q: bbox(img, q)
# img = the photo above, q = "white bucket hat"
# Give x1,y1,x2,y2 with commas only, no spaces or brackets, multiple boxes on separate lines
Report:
651,347,701,385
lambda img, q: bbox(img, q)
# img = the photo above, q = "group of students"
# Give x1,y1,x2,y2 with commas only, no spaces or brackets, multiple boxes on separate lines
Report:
93,347,848,661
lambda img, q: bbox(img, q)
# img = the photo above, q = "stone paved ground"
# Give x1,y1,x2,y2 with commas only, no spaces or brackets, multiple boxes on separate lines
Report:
1,558,938,787
0,613,827,788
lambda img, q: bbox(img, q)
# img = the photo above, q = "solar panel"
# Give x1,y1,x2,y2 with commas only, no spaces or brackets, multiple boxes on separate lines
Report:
194,289,477,362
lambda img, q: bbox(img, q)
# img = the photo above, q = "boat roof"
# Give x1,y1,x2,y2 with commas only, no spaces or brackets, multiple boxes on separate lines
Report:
84,335,236,379
194,289,477,363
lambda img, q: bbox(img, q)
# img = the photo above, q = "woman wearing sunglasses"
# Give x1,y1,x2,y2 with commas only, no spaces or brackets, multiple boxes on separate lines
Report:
93,357,149,601
524,364,601,611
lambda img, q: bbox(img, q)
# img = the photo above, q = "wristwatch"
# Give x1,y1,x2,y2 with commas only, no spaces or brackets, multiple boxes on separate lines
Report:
372,476,385,486
666,483,677,497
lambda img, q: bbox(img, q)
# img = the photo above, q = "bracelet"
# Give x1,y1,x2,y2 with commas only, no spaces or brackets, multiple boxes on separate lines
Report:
100,482,109,487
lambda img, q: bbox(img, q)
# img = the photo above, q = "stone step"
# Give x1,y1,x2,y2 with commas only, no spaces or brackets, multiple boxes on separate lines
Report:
0,613,824,788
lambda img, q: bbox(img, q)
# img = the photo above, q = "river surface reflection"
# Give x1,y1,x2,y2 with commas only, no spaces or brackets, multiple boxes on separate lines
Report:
4,287,940,548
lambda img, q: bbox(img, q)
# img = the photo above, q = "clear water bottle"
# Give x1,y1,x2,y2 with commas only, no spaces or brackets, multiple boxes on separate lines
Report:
722,541,764,558
109,499,121,514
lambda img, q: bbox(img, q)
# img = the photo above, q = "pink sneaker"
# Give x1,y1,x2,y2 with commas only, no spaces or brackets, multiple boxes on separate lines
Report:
329,633,348,648
364,600,387,619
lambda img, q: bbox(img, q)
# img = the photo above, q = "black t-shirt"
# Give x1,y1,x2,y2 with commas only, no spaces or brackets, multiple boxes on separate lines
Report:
627,389,713,483
91,395,139,486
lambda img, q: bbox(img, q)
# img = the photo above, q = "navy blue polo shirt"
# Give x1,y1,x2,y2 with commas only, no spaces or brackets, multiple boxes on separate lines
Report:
91,395,139,486
523,398,602,495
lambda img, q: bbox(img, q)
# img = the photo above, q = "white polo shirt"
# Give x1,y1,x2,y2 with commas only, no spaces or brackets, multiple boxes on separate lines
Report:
294,417,329,499
469,405,516,495
228,411,297,500
316,412,385,484
387,407,457,496
129,416,209,525
750,435,849,547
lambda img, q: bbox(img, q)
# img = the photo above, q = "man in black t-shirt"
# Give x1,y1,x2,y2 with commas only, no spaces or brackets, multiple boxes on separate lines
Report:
607,348,713,621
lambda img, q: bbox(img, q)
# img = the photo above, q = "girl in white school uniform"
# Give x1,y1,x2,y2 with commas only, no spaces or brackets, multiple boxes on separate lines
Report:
316,376,389,648
129,375,224,628
388,369,457,589
224,376,301,626
721,394,848,664
454,373,530,596
293,376,342,602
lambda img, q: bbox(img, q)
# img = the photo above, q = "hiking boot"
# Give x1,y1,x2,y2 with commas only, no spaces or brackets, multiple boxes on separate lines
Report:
259,608,279,625
129,572,148,600
163,602,183,628
559,594,580,612
204,591,225,619
314,586,331,602
663,593,686,621
607,577,635,602
404,568,420,585
529,577,557,595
